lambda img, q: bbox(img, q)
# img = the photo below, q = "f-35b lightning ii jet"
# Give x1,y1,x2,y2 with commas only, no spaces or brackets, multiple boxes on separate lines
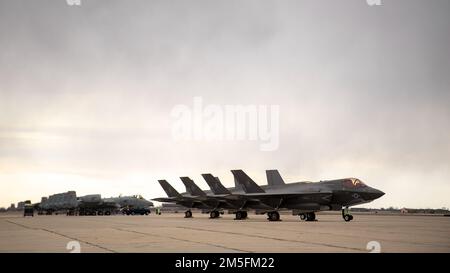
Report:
230,170,384,222
153,170,384,222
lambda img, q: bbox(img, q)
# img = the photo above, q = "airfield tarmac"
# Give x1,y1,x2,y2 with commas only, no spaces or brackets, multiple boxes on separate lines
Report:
0,212,449,253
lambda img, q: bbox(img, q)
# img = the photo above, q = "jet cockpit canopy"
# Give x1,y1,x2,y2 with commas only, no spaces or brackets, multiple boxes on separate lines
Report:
342,178,367,188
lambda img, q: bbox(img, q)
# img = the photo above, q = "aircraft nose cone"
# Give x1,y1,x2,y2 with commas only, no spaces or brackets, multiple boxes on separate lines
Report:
371,189,385,199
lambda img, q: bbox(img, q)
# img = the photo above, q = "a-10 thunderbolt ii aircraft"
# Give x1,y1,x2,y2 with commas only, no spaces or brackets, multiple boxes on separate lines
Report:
153,170,384,222
103,195,154,215
103,195,153,208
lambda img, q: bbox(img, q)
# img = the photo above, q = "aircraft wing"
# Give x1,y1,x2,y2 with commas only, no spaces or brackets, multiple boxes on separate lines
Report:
152,196,204,202
152,197,177,203
223,191,333,202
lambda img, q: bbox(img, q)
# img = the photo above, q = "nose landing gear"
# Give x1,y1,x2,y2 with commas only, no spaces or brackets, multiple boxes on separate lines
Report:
342,207,353,222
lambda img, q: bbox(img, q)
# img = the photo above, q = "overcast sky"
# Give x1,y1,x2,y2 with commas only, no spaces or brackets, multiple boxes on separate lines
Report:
1,0,449,209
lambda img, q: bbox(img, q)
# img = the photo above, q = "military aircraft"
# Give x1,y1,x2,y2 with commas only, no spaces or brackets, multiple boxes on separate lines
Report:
103,195,154,215
230,169,384,221
153,170,384,222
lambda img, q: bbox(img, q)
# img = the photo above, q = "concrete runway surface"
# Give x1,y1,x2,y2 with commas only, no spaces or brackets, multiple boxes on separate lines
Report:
0,212,449,253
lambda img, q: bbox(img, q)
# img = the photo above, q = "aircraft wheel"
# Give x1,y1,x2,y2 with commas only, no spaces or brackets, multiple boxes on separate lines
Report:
306,212,316,221
210,211,218,218
235,211,243,220
299,214,306,220
269,211,280,221
344,214,352,222
242,211,247,219
105,211,111,216
185,210,192,218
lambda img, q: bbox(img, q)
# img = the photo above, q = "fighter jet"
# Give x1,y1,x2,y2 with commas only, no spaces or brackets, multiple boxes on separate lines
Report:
230,169,385,222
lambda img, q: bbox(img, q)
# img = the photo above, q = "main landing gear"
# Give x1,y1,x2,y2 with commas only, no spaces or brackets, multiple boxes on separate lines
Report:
267,211,281,221
234,211,248,220
209,210,220,219
299,212,316,221
342,207,353,222
184,210,193,218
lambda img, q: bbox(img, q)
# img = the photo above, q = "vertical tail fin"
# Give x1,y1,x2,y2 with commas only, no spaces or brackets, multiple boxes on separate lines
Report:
231,170,265,193
158,180,181,198
180,177,207,196
266,170,285,186
202,174,231,194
